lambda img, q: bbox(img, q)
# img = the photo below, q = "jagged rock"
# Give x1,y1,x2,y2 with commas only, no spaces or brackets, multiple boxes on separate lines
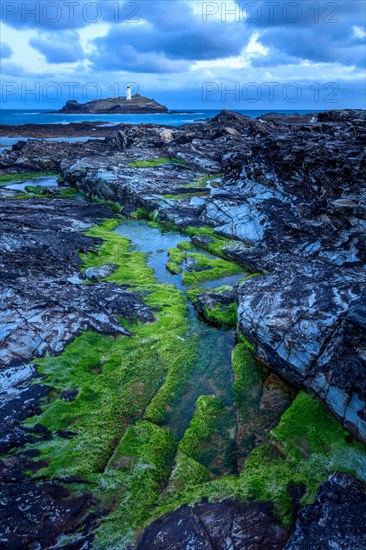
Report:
236,266,366,442
83,263,117,280
0,198,154,368
285,473,366,549
1,109,366,445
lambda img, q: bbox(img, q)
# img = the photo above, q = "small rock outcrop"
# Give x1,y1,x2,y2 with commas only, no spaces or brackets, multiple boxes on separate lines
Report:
57,93,168,114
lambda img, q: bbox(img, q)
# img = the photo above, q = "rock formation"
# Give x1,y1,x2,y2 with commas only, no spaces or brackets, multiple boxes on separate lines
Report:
56,93,168,114
1,109,365,548
2,109,364,445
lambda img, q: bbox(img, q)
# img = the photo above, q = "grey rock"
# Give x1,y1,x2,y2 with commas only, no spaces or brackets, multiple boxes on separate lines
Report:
236,267,366,442
0,198,153,369
83,263,117,280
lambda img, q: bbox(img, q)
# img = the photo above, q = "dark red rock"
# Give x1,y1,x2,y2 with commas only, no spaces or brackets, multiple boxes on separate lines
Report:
136,499,290,550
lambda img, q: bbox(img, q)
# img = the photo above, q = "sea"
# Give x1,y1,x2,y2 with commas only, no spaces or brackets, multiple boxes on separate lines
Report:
0,108,321,152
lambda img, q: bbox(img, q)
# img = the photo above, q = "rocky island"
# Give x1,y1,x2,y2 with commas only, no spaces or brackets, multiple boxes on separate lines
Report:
1,109,366,549
56,93,168,114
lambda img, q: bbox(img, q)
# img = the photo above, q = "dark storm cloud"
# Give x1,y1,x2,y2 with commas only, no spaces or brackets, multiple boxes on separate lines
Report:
92,44,190,73
91,1,249,72
29,31,85,63
259,28,365,68
244,0,366,68
2,0,365,74
91,23,247,72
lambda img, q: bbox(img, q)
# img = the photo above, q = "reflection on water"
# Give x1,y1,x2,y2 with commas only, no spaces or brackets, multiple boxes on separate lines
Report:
115,220,293,475
115,220,236,446
116,220,294,476
1,175,59,192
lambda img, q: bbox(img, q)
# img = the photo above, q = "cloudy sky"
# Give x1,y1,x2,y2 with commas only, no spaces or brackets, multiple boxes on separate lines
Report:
1,0,365,109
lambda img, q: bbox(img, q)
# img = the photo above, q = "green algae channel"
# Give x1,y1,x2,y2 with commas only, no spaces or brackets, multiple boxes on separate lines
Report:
127,157,186,168
0,171,58,184
22,218,366,548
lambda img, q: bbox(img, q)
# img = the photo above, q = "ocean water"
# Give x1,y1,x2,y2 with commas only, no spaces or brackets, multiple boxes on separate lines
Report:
0,108,320,126
0,108,321,152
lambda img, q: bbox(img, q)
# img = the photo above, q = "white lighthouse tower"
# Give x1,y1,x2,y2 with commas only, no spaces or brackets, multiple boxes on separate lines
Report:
126,86,132,101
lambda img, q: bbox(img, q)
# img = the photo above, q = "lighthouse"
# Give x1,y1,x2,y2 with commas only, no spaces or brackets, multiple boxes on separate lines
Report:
126,86,132,101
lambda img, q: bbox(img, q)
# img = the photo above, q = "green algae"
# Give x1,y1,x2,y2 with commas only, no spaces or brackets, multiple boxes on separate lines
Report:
18,216,366,548
151,390,366,530
178,395,236,475
93,421,176,549
184,225,246,259
78,192,122,213
166,247,243,287
168,453,212,492
0,171,57,183
205,302,237,327
131,207,152,220
21,218,206,546
127,158,186,168
181,174,222,189
162,191,210,199
26,185,78,198
188,286,237,328
6,185,79,200
184,255,242,287
24,220,190,476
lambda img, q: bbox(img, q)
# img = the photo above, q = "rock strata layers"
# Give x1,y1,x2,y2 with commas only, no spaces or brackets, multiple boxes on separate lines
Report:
1,108,366,548
2,109,364,445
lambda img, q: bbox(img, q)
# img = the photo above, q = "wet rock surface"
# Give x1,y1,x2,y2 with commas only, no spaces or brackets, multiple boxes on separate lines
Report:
0,453,97,550
1,109,366,548
3,109,364,443
0,121,118,138
236,266,366,443
0,198,153,368
136,499,290,550
284,473,366,550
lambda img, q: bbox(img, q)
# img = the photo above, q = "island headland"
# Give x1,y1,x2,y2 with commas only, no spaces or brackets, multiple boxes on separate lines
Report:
55,93,168,114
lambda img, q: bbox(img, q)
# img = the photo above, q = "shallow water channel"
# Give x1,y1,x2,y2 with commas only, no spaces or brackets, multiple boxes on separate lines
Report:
1,174,59,192
115,221,236,441
115,220,293,474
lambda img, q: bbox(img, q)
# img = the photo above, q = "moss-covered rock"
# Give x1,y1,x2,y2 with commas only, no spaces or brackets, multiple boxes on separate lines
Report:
127,158,186,168
188,286,237,328
167,247,243,287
